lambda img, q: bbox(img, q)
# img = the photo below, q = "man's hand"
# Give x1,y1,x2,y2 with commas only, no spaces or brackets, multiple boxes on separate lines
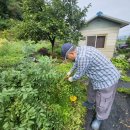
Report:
68,77,73,82
67,71,71,77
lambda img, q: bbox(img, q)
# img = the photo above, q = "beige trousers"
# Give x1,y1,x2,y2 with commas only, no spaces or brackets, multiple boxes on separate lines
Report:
88,82,118,120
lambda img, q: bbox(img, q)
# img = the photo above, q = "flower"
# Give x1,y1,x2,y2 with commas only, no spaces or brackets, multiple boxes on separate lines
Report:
70,96,77,102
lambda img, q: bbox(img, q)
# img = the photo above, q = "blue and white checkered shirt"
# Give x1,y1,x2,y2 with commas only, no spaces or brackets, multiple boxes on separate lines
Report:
70,46,120,90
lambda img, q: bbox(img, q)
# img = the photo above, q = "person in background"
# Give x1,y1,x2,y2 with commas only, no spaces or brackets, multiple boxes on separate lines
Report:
61,43,120,130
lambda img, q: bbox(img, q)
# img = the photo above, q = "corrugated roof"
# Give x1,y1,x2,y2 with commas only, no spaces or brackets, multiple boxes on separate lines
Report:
87,12,130,28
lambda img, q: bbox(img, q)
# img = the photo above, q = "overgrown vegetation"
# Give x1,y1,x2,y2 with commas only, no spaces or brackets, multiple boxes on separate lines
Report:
112,55,129,70
113,46,130,95
0,56,87,130
117,88,130,95
0,0,91,53
0,39,87,129
0,0,22,31
116,36,130,59
0,39,39,67
112,55,130,81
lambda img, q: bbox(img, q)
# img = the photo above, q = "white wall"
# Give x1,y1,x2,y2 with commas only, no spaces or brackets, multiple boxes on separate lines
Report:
79,18,120,59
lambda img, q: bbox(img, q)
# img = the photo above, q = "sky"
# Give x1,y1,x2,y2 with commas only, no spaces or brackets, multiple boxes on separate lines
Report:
78,0,130,37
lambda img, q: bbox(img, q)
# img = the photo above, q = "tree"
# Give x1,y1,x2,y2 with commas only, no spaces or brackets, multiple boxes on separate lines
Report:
15,0,69,52
0,0,9,18
0,0,22,20
15,0,90,53
63,0,91,43
0,0,22,30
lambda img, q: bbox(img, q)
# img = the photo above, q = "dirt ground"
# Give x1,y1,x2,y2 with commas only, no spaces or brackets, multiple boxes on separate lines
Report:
84,80,130,130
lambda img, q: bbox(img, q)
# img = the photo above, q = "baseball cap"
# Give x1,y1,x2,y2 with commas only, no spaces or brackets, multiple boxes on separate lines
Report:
61,43,74,60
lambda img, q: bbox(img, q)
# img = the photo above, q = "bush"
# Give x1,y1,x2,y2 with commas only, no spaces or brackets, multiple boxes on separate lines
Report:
125,52,130,59
117,48,130,54
112,56,129,71
0,39,39,67
0,38,8,47
0,19,10,30
0,19,18,31
13,21,46,42
112,55,130,82
0,57,86,130
0,39,62,67
0,42,23,57
0,40,24,67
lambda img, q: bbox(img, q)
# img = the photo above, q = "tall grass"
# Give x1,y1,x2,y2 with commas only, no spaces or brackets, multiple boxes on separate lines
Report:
0,38,62,67
0,39,25,67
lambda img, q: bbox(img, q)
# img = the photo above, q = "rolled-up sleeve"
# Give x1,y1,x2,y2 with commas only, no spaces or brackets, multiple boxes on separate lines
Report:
72,56,89,81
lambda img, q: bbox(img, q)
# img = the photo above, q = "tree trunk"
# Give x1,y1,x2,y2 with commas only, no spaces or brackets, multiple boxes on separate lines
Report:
48,35,55,55
51,41,55,54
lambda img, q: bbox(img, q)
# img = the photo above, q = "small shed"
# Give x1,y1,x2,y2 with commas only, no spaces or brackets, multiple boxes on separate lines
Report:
79,12,130,59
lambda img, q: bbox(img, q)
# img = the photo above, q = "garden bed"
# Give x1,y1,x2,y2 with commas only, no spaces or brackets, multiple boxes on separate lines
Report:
0,56,87,130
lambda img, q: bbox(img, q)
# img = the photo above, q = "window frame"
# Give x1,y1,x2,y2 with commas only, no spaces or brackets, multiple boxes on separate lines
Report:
86,34,107,48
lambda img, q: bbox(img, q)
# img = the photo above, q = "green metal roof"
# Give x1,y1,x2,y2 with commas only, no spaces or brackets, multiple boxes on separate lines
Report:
87,12,130,28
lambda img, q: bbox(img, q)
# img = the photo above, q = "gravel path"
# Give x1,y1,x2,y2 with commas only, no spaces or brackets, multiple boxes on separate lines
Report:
84,80,130,130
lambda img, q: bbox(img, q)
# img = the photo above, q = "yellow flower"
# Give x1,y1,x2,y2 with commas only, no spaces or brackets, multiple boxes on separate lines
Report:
70,96,77,102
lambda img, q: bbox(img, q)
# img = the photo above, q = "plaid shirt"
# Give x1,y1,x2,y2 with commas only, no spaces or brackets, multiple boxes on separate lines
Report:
70,46,120,90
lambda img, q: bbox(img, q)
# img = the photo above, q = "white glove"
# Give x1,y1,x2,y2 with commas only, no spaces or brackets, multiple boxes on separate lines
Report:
68,77,73,82
67,71,71,77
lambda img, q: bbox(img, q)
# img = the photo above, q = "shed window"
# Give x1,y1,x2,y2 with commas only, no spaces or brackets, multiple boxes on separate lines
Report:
87,36,96,47
87,35,105,48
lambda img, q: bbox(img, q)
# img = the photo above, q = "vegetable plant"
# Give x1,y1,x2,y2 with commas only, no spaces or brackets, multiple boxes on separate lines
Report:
0,57,86,130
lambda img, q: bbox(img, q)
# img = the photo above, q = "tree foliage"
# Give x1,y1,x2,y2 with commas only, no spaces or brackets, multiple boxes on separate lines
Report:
15,0,90,52
0,0,22,19
0,0,22,30
63,0,91,42
0,0,91,52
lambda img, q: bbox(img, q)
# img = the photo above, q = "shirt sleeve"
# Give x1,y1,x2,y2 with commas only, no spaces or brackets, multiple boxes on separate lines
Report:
72,56,89,81
70,62,77,73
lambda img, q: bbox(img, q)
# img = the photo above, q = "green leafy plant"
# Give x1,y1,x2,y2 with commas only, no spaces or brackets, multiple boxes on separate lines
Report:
112,55,130,83
121,76,130,82
0,39,39,67
117,88,130,95
0,57,86,130
112,56,129,71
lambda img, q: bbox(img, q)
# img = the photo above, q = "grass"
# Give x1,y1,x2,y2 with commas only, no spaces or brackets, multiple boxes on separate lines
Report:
0,39,25,67
121,76,130,82
117,87,130,95
0,39,58,67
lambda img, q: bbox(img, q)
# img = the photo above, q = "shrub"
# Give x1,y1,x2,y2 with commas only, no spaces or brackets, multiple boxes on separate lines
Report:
117,48,130,54
0,38,8,47
125,52,130,59
112,55,130,71
0,19,10,30
0,57,86,130
112,55,130,82
14,21,46,42
0,39,37,67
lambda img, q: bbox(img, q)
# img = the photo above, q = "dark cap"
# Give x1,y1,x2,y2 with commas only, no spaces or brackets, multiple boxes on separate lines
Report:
61,43,73,59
